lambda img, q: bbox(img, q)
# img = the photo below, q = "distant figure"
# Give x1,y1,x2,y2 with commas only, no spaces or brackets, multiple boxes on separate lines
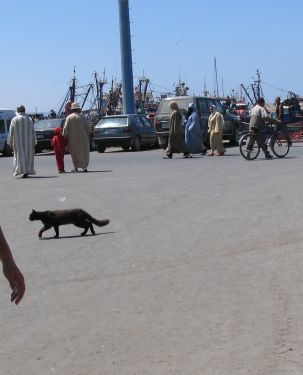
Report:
7,105,37,178
63,102,90,172
51,127,67,173
164,101,191,159
185,103,203,154
208,105,225,156
64,101,73,117
275,96,292,146
0,225,25,304
49,109,56,119
225,95,231,111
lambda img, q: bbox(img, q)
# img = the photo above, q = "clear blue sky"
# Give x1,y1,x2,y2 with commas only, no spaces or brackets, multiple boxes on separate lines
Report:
1,0,302,112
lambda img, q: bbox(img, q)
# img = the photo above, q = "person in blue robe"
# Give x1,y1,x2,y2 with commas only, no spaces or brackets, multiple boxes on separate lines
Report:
185,103,203,154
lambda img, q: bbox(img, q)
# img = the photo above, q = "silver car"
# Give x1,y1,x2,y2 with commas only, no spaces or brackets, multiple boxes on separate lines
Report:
93,114,158,153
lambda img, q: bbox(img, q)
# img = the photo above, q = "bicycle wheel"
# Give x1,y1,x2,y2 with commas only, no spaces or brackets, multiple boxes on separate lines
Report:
239,133,260,160
270,132,289,158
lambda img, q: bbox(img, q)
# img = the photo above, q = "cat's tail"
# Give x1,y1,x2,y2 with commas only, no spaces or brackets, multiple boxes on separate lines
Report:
91,217,110,227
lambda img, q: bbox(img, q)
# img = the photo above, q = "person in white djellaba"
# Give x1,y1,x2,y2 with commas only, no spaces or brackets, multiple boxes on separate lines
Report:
7,105,37,178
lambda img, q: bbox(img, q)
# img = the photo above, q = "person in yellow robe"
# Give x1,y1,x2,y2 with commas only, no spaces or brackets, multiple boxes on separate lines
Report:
208,105,225,156
63,102,90,172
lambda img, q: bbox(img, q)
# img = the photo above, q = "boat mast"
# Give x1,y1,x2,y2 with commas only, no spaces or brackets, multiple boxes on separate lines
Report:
70,66,76,102
94,70,107,115
214,57,219,97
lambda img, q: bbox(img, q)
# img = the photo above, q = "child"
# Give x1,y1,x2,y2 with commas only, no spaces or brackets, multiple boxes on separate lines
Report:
51,127,67,173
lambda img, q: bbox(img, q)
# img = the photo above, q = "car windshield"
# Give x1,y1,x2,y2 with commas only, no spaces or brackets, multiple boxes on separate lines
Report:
158,98,193,115
199,98,224,113
34,119,62,130
96,117,128,128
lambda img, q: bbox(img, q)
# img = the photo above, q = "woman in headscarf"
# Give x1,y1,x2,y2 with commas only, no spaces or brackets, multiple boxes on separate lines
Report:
184,103,203,154
164,101,191,159
208,105,225,156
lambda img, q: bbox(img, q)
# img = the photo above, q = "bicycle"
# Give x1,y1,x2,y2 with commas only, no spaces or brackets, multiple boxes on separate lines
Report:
239,124,290,160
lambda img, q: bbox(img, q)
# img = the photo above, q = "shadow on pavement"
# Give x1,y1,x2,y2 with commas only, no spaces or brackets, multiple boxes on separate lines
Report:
17,176,58,179
65,170,113,173
40,231,115,240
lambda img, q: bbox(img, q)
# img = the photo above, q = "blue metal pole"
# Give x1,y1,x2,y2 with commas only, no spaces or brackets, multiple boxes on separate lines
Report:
118,0,135,114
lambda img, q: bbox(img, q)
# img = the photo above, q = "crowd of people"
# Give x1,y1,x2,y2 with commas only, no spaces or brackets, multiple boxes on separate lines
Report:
6,97,290,177
163,97,289,160
163,101,226,158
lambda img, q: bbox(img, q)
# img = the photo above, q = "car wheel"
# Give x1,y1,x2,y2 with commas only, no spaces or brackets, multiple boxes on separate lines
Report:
122,144,130,151
97,145,106,153
131,136,141,151
35,145,41,154
3,143,13,157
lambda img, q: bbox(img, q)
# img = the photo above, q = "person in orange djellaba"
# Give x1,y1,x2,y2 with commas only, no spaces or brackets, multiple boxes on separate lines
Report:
51,127,67,173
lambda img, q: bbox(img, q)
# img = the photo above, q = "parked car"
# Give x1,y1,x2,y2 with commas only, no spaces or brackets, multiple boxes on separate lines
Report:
93,114,158,153
0,109,15,156
154,96,243,149
34,118,65,153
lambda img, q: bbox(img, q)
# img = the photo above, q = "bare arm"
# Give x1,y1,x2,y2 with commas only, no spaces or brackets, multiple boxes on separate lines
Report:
0,226,25,304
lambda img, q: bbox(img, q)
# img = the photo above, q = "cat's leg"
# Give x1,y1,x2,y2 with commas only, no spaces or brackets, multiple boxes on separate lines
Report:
38,225,52,238
81,225,90,236
53,225,59,238
89,223,95,235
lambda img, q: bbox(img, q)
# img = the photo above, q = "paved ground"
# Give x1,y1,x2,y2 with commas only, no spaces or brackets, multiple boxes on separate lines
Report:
1,144,303,374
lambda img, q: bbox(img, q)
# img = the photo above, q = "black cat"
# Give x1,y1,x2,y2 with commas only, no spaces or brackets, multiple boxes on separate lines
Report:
29,209,110,238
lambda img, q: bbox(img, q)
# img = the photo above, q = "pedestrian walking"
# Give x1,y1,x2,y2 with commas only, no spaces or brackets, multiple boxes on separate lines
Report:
51,127,67,173
208,105,225,156
164,101,191,159
63,102,90,172
249,97,278,159
7,105,37,178
185,103,204,154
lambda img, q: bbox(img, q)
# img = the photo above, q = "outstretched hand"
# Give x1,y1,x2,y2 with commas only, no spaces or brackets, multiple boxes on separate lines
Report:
2,261,25,305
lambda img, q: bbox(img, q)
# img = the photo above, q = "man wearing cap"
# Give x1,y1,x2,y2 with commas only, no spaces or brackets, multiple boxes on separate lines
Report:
7,105,37,178
63,102,90,172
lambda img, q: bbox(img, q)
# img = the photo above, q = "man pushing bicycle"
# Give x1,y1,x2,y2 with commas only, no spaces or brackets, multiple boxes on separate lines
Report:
248,97,281,159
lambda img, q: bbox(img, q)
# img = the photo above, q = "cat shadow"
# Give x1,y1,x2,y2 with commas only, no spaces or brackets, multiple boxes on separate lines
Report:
65,170,113,173
24,176,58,179
40,231,115,240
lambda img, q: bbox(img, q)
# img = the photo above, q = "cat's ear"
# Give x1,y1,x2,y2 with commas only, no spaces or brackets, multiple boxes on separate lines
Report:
32,209,35,213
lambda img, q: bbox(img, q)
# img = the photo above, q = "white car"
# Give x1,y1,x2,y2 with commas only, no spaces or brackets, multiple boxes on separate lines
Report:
0,109,15,156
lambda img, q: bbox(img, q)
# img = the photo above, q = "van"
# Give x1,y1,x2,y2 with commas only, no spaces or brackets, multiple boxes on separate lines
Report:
154,96,243,149
0,109,15,156
34,117,65,153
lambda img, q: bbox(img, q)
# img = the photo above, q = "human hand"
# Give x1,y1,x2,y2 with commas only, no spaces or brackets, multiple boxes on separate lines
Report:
2,260,25,305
